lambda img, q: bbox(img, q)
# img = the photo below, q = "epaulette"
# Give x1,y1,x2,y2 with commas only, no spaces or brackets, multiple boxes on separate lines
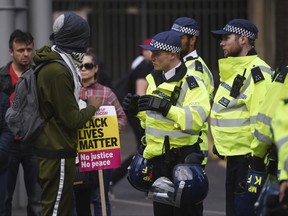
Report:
251,67,265,84
186,75,199,90
195,60,203,73
274,67,288,83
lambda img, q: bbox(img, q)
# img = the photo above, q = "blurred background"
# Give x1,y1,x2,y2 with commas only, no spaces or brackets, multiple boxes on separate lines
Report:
1,0,286,211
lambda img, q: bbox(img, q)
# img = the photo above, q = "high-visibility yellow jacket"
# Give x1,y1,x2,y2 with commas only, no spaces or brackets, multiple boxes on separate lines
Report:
273,99,288,180
184,55,214,165
251,69,288,158
210,55,273,156
137,63,211,160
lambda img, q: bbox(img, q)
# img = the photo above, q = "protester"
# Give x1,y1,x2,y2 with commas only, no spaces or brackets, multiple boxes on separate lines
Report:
0,92,13,215
74,49,127,216
0,29,42,216
33,12,102,215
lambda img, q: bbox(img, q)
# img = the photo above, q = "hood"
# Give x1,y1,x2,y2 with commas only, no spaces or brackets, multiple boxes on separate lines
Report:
33,46,62,66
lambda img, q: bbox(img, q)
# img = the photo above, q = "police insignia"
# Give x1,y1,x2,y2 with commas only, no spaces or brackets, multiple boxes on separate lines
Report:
218,97,230,107
251,67,265,83
186,76,199,89
195,60,203,73
275,68,288,83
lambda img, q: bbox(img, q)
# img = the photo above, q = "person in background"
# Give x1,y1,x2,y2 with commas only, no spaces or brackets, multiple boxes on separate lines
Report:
0,92,13,215
110,38,153,191
33,12,102,216
170,17,214,167
75,49,127,216
210,19,274,216
0,29,42,216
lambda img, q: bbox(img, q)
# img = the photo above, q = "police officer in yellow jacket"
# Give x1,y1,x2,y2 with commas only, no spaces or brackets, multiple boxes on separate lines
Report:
251,67,288,177
272,98,288,214
170,17,214,166
123,30,211,216
210,19,274,216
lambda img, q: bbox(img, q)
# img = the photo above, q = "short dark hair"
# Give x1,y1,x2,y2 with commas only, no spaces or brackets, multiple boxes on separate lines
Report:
9,29,34,50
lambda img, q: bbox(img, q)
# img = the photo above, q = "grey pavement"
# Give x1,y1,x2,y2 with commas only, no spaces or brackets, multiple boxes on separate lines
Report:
12,124,226,216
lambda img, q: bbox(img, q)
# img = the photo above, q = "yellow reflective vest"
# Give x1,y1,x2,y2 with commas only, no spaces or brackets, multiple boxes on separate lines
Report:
210,55,273,156
138,63,211,159
184,55,214,165
273,99,288,180
251,68,288,158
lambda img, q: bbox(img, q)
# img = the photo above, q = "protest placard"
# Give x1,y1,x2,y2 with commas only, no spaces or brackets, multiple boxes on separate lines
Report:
77,106,121,171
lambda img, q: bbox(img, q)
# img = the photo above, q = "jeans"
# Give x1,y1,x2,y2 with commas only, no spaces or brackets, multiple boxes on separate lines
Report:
5,140,41,216
91,169,112,216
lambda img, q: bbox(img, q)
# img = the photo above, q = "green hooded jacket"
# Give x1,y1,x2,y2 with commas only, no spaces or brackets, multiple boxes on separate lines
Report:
33,46,96,158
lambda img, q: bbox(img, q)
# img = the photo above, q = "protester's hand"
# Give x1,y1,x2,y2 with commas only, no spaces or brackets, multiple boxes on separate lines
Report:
138,95,171,116
87,96,102,109
122,93,139,115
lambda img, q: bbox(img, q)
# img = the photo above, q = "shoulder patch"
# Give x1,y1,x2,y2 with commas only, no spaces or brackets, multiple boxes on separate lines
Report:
186,76,199,90
195,60,203,73
275,67,288,83
251,67,265,83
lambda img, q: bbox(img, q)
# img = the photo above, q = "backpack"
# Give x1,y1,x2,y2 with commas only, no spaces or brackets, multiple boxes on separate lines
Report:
5,59,67,142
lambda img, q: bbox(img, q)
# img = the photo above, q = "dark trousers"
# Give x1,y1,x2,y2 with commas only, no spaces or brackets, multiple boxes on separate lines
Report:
5,141,41,216
226,155,249,216
151,145,204,216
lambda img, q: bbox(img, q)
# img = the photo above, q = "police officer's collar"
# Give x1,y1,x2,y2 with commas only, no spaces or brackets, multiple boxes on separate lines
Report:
183,50,198,62
162,62,181,80
247,48,257,56
152,63,187,86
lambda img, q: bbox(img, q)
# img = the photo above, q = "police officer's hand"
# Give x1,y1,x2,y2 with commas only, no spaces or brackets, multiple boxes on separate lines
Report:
87,96,102,109
122,93,139,116
138,95,171,116
279,181,288,204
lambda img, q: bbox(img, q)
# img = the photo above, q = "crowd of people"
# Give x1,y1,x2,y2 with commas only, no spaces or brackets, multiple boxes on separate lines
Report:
0,10,288,216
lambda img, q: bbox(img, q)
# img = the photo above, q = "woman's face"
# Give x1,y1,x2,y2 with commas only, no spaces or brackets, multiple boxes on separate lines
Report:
80,55,98,83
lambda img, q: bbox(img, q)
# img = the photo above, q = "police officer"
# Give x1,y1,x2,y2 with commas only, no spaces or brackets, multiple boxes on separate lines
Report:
170,17,214,166
272,99,288,215
210,19,274,216
123,30,211,216
251,66,288,177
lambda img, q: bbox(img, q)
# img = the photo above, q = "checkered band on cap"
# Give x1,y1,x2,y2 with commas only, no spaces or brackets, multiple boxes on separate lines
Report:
172,24,200,36
150,39,181,53
223,24,257,40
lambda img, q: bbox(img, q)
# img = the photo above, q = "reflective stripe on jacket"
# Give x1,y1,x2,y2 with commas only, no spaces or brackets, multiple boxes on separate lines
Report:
138,63,211,159
251,69,288,158
273,99,288,180
185,56,214,165
210,55,273,156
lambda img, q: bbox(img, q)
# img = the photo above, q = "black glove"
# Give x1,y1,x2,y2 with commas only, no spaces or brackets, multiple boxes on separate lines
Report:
249,156,266,172
138,95,171,116
122,93,139,116
212,145,225,160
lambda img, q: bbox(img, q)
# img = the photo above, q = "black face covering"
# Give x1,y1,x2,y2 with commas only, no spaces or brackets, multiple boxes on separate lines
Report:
49,12,90,53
